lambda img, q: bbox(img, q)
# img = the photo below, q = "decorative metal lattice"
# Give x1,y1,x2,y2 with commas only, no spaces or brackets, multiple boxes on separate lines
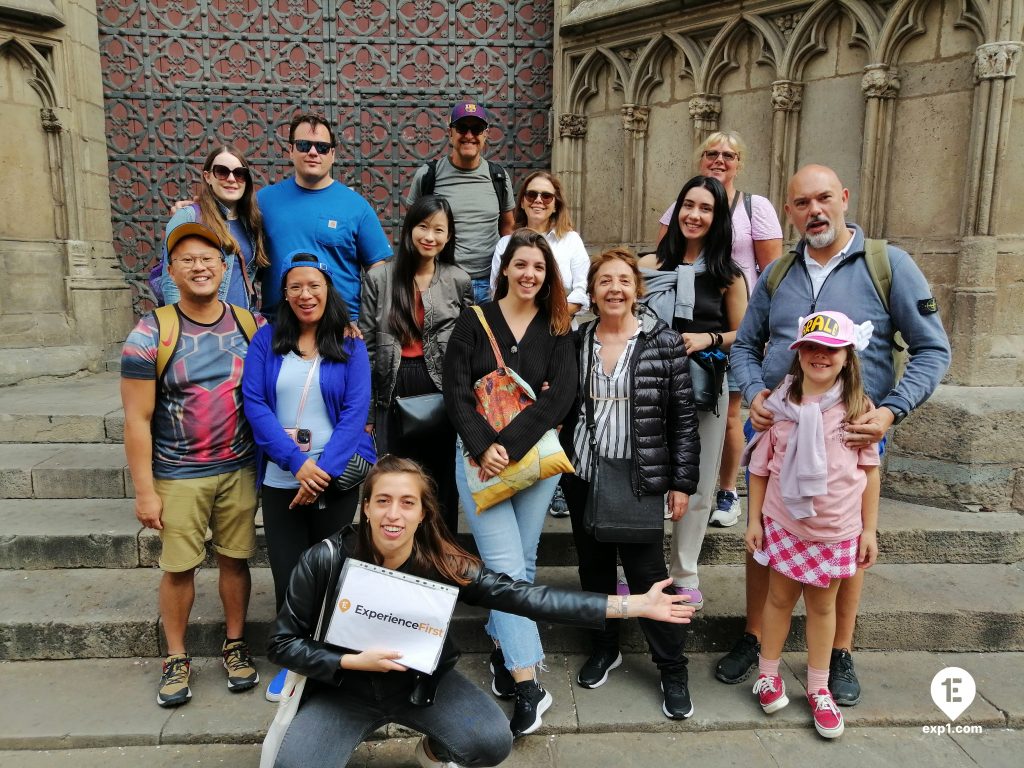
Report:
98,0,554,313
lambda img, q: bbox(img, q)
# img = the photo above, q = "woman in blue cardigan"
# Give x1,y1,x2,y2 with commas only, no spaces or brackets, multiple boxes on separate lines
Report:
242,252,376,702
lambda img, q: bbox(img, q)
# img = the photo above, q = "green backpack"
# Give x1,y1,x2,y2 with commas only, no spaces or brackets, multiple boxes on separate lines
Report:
764,239,907,381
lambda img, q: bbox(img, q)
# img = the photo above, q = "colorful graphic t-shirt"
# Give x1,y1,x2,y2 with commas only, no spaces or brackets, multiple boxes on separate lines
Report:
121,304,265,479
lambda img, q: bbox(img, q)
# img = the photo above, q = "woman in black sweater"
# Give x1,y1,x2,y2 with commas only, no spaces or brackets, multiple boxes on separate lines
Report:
442,228,577,738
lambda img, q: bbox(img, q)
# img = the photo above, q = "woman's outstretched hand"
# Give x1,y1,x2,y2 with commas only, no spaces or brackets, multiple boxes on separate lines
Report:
341,649,408,673
606,578,695,623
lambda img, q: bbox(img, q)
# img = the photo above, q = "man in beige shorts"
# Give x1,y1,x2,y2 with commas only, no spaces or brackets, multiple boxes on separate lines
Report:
121,221,265,707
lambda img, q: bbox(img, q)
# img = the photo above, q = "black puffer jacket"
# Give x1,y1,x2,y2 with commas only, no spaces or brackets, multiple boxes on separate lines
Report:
268,528,607,707
561,306,700,496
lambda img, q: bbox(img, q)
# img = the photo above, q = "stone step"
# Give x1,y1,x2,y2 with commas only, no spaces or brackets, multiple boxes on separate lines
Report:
0,372,123,443
0,651,1019,755
3,561,1022,661
2,498,1022,570
0,443,130,499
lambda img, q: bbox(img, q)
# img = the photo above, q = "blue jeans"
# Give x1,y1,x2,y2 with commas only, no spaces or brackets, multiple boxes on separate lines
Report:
471,277,491,304
455,442,558,672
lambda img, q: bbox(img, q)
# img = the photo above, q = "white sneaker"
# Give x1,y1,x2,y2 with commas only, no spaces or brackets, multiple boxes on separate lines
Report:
415,736,464,768
709,489,741,527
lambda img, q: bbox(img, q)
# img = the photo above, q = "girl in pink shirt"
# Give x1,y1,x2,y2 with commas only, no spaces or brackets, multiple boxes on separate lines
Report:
743,310,880,739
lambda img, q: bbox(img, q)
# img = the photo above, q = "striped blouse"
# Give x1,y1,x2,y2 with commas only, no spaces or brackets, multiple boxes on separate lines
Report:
571,328,640,479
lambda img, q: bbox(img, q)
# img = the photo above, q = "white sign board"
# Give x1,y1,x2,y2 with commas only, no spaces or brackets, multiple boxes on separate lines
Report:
324,559,459,674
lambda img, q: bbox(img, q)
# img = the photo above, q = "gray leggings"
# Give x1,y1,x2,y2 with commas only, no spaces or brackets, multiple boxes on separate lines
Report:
275,670,513,767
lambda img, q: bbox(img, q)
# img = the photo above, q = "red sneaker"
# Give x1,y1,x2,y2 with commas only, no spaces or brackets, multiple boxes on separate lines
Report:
808,688,845,738
752,674,789,713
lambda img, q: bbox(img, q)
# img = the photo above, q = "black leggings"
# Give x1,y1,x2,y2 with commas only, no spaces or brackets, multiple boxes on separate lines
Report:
261,483,359,611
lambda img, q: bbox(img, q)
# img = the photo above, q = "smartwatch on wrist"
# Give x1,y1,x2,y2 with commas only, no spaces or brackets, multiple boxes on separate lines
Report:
885,405,908,425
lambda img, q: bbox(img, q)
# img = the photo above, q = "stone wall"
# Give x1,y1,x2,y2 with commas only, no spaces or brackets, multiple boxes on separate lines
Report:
553,0,1024,510
0,1,132,384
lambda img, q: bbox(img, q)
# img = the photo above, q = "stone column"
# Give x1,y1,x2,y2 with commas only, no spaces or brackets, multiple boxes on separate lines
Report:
557,112,588,232
687,93,720,147
857,65,901,237
620,104,649,243
768,80,803,225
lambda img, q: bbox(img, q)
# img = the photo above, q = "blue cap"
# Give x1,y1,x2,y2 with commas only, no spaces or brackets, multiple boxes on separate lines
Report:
449,100,489,126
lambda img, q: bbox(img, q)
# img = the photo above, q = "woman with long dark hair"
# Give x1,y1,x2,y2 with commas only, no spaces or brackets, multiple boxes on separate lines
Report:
242,252,376,702
639,175,748,613
265,455,694,768
360,196,472,533
154,144,268,310
442,229,577,737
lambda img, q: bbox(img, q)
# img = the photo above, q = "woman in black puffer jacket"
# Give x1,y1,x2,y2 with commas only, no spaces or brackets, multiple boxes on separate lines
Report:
558,247,700,719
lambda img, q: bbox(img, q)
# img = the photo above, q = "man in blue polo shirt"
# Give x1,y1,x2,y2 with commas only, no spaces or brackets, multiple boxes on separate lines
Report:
258,113,392,323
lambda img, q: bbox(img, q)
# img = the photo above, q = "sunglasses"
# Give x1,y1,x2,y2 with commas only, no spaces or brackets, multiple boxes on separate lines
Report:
702,149,739,163
210,164,250,183
452,122,487,136
523,190,555,204
293,139,335,154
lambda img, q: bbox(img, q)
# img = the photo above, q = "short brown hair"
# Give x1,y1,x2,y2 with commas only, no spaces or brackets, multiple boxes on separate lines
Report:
587,247,645,313
288,113,335,146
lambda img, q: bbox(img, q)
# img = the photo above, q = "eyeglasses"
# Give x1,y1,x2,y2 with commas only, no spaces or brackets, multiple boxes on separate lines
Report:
285,282,327,297
293,139,335,154
702,149,739,163
452,122,487,136
173,255,224,269
210,164,250,183
523,190,555,204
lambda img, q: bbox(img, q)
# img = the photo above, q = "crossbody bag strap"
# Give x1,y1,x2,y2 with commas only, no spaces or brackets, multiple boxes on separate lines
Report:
313,539,336,642
471,304,507,369
292,355,321,429
584,328,598,448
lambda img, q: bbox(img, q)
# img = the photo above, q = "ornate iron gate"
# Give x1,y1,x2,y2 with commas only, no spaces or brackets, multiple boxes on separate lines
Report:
98,1,554,313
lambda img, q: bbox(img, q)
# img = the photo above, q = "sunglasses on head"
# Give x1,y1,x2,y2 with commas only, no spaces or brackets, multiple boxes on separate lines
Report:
210,164,250,183
452,122,487,136
524,190,555,204
293,139,334,154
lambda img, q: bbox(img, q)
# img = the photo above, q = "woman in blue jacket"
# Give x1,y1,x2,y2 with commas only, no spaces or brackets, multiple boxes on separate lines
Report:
243,253,376,702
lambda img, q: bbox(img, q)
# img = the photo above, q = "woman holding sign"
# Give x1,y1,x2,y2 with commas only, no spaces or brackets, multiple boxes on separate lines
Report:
267,455,694,768
442,228,577,736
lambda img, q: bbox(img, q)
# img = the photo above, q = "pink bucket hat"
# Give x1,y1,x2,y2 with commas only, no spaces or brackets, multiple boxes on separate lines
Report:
789,310,858,350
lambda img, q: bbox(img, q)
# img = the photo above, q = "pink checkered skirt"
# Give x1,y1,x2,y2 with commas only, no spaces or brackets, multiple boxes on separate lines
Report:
762,516,858,588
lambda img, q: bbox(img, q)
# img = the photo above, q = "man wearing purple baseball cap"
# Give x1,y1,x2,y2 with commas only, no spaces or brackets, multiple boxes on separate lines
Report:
406,99,515,302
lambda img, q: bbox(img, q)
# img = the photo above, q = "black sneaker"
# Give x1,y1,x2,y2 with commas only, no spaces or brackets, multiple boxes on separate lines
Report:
489,647,515,699
660,669,694,719
715,632,760,684
577,648,622,689
829,648,862,706
509,679,552,737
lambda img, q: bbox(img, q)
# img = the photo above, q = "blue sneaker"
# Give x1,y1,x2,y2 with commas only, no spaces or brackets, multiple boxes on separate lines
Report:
266,667,288,703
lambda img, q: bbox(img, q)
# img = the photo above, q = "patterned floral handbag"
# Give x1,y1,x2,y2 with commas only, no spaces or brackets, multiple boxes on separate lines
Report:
462,306,573,512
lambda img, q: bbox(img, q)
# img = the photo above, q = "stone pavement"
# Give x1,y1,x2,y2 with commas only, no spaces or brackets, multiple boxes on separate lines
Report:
0,651,1020,765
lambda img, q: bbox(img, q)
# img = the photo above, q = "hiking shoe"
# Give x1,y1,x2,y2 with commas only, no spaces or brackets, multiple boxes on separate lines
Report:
548,485,570,517
489,647,515,700
577,648,622,689
709,489,742,527
829,648,861,706
415,736,464,768
660,669,694,719
510,679,552,737
265,667,288,702
222,639,259,692
715,632,760,684
157,653,192,707
673,586,704,611
752,674,789,714
808,688,845,738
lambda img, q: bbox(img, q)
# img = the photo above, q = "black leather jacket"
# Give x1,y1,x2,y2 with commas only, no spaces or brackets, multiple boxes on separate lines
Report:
267,528,607,706
560,306,700,495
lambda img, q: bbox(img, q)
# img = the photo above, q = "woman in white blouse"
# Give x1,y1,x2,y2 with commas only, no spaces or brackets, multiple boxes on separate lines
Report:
489,171,590,319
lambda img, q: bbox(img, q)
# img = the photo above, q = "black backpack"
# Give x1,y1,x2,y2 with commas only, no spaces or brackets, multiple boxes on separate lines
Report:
420,159,510,206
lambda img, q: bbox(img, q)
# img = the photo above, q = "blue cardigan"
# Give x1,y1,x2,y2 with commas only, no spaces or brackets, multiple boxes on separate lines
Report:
242,325,376,486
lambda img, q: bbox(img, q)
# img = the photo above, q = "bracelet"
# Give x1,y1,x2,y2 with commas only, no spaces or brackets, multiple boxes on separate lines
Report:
621,595,629,618
707,332,715,346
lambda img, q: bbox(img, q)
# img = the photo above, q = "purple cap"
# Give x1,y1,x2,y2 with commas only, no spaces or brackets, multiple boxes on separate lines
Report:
449,100,489,126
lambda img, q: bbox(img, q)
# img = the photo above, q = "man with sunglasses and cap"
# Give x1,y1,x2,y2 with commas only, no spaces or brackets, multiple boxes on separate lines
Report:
122,221,268,709
258,113,392,325
406,99,516,302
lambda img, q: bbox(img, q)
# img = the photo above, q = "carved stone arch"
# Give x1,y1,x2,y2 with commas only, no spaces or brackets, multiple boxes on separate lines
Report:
700,14,785,94
567,49,612,114
628,35,676,105
596,45,633,96
0,34,60,109
779,0,882,80
951,0,989,46
877,0,933,66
